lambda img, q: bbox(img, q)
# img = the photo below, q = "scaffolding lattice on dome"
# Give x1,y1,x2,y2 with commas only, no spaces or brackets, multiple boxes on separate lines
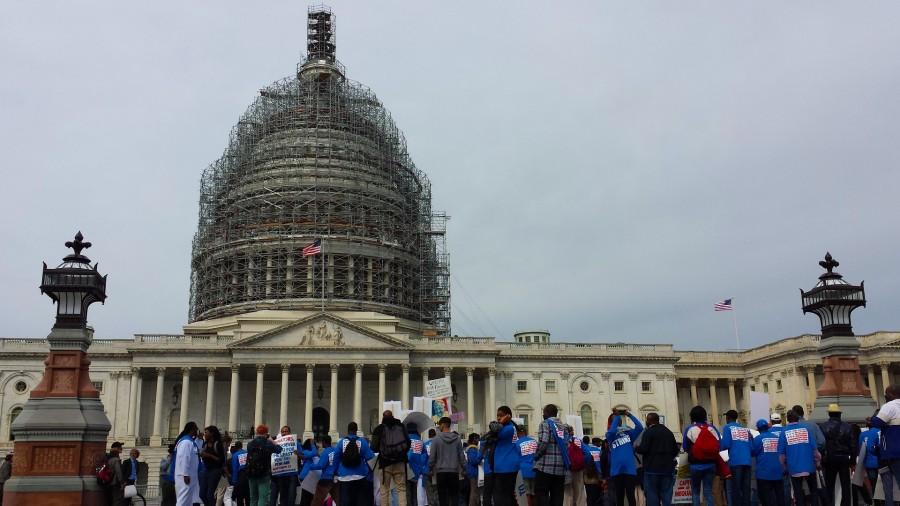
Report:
189,6,450,335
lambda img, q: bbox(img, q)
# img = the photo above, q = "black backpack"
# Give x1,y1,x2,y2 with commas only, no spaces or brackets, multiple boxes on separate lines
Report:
343,436,362,468
246,442,269,478
379,424,410,464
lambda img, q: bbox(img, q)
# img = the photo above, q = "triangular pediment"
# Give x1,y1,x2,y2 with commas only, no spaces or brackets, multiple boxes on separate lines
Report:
226,313,413,350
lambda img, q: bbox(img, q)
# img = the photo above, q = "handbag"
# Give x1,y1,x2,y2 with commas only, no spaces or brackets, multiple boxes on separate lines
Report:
124,484,138,498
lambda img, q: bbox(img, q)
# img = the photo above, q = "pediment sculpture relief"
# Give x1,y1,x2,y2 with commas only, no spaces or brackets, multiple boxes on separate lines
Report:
298,321,346,347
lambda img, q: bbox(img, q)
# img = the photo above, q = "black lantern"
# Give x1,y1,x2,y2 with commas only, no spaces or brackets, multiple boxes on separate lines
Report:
40,232,107,328
800,252,865,338
317,383,324,401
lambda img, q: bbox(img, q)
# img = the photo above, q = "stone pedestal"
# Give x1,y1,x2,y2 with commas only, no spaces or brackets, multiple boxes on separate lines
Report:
810,335,876,423
2,327,111,506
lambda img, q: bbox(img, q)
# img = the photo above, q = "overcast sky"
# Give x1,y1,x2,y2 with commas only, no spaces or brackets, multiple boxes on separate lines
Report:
2,2,898,350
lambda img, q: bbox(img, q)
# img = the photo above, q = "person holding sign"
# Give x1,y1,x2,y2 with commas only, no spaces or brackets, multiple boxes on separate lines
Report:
246,424,283,506
271,426,300,506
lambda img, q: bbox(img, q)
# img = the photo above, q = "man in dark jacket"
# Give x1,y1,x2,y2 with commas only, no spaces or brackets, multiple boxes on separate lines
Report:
107,441,127,506
820,404,856,506
371,410,410,506
636,412,679,506
246,424,283,505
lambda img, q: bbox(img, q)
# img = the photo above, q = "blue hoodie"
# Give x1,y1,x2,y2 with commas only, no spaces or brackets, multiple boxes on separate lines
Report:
311,446,337,481
465,445,481,479
721,422,752,467
516,435,536,479
334,436,375,479
408,434,428,479
298,446,318,481
229,449,247,486
492,422,520,473
751,429,783,481
872,400,900,460
607,414,644,477
859,428,881,470
778,423,817,476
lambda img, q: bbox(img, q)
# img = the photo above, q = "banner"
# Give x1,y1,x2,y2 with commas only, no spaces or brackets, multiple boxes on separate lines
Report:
672,452,693,504
425,377,453,399
271,434,298,476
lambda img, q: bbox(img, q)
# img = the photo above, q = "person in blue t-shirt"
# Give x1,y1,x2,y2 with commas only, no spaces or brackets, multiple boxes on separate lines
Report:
752,419,785,506
858,416,881,504
310,435,337,505
721,410,753,506
334,422,375,506
778,410,820,506
607,409,644,506
515,426,537,505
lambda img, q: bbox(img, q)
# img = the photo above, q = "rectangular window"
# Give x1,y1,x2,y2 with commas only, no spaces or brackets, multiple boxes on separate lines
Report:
92,381,104,392
776,380,783,391
750,385,756,392
545,380,556,392
517,380,528,392
641,381,651,392
763,383,769,393
614,381,624,392
520,414,529,432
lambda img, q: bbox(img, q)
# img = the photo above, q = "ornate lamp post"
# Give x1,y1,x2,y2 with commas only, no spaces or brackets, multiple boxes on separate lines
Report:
801,252,875,422
3,232,112,506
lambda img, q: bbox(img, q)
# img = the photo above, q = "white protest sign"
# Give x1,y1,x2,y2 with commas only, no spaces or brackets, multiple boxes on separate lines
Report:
271,434,298,476
425,377,453,399
749,391,770,426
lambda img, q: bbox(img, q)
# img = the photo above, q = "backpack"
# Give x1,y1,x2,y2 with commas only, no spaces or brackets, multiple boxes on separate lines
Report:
246,441,269,478
343,437,362,468
379,423,410,464
95,462,114,487
690,424,720,462
567,441,585,472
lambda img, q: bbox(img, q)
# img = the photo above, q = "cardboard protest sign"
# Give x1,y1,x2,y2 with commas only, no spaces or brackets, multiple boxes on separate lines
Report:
271,434,298,476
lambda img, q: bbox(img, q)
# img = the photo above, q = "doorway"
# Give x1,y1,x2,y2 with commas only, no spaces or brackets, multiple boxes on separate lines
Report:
312,407,329,440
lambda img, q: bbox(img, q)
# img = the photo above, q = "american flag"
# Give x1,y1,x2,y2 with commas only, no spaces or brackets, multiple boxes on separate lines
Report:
785,428,809,445
410,440,423,454
762,438,779,453
714,298,733,311
302,239,322,257
519,440,537,455
730,427,749,441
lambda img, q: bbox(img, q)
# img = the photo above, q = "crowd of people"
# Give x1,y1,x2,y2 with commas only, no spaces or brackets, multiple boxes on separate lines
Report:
96,384,900,506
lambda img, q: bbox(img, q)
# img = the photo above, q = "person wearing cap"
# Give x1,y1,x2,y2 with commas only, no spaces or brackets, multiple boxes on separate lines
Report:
820,403,856,506
769,413,783,433
515,425,537,506
752,419,785,506
778,410,820,506
721,410,752,506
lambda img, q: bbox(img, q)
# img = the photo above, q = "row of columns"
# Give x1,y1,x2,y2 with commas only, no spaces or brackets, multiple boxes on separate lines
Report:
122,364,497,445
865,363,894,405
688,378,741,426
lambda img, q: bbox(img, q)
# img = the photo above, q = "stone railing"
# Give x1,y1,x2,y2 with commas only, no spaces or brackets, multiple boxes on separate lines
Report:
133,334,228,345
0,338,48,348
859,332,900,348
497,342,674,355
408,336,495,346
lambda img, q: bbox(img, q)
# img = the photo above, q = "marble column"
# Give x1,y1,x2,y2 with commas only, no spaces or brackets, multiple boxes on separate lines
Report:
422,367,429,396
353,364,363,430
689,379,698,407
806,368,817,410
401,365,410,410
488,368,496,420
881,363,892,404
727,379,737,411
254,364,264,428
378,364,387,412
228,365,240,434
280,364,290,429
107,371,120,438
134,375,143,439
126,369,138,438
868,366,879,403
151,368,165,446
466,368,475,431
485,372,492,426
179,367,190,432
205,367,216,427
329,364,339,436
305,364,314,436
709,380,719,426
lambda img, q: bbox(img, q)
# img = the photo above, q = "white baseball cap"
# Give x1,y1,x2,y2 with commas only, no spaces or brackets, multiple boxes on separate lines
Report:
770,412,782,422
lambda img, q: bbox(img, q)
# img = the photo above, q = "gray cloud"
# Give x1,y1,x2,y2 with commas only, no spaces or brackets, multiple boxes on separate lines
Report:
1,1,898,350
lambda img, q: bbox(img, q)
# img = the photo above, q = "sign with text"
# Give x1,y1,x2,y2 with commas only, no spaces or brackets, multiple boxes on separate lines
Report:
271,434,298,476
425,377,453,399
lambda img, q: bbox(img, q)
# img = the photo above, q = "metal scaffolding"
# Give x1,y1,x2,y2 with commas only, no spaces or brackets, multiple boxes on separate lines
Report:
189,5,450,335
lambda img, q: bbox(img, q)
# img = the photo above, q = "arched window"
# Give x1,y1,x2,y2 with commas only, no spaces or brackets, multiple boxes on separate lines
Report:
8,407,22,441
580,405,593,436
